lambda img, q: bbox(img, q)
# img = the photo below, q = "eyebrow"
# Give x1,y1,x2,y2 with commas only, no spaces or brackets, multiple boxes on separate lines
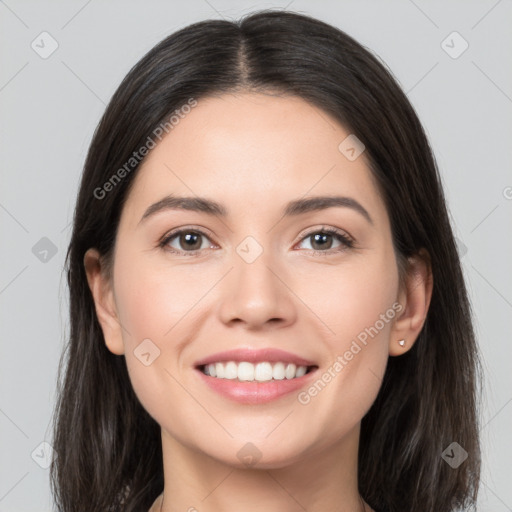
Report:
139,194,373,225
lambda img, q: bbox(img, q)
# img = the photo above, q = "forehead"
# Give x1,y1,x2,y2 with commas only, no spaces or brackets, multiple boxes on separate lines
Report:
121,92,385,225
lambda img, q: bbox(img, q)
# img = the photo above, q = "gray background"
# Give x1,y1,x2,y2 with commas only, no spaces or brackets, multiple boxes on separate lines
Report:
0,0,510,510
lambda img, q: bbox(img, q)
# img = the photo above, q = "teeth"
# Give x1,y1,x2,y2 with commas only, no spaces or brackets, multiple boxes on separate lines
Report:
295,365,307,377
202,361,310,382
224,361,238,379
285,363,296,379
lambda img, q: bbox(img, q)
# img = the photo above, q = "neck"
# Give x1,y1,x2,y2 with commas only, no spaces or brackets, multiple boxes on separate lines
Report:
155,424,371,512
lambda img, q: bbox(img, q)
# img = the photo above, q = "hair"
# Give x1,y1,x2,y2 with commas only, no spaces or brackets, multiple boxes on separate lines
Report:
50,9,482,512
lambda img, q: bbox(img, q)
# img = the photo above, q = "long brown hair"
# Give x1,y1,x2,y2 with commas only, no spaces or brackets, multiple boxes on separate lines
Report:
50,10,482,512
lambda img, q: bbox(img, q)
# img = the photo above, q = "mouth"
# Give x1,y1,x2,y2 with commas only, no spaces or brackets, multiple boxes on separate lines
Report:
197,361,317,382
193,348,319,404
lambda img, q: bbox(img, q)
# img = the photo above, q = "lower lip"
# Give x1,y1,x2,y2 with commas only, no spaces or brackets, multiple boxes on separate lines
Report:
195,367,317,404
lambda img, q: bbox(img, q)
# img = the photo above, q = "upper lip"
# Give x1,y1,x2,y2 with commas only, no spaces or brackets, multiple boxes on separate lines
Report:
194,348,317,368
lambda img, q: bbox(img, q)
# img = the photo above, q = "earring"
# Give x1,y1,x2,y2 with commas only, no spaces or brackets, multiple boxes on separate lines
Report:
398,339,406,347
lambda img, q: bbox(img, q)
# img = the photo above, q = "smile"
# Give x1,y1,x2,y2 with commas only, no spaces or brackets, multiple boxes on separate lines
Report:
194,347,319,404
200,361,315,382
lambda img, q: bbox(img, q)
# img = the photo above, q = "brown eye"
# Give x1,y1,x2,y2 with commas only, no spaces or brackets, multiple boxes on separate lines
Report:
161,229,213,254
310,232,335,250
175,232,203,251
297,228,354,253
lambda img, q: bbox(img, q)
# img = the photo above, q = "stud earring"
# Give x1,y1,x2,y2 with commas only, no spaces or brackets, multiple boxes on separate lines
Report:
398,339,406,347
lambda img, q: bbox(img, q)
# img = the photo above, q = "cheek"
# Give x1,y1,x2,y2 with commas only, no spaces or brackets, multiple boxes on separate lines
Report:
292,249,398,424
113,249,207,347
111,249,224,423
295,247,399,351
107,243,248,458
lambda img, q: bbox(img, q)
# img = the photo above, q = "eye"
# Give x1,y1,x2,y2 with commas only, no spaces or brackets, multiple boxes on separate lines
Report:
159,226,354,257
296,227,354,253
159,228,214,256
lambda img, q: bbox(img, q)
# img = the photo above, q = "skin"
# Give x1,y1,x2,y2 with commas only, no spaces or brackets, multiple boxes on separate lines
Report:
84,92,433,512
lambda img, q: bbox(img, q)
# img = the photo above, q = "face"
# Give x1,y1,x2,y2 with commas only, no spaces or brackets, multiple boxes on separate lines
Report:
92,92,406,469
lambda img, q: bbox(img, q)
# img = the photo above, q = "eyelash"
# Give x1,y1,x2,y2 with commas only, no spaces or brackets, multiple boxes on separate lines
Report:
158,226,355,257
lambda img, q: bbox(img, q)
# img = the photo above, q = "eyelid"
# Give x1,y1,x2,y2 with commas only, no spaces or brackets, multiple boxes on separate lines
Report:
159,225,215,243
295,225,353,245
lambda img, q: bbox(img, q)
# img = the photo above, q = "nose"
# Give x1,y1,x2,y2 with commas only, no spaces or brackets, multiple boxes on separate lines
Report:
217,251,297,331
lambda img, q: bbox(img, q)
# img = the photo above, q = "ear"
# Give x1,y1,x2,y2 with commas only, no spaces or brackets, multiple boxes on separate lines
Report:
83,248,125,355
389,249,433,356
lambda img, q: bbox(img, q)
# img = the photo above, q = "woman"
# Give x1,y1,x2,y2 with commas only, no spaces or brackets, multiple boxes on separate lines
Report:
50,10,481,512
